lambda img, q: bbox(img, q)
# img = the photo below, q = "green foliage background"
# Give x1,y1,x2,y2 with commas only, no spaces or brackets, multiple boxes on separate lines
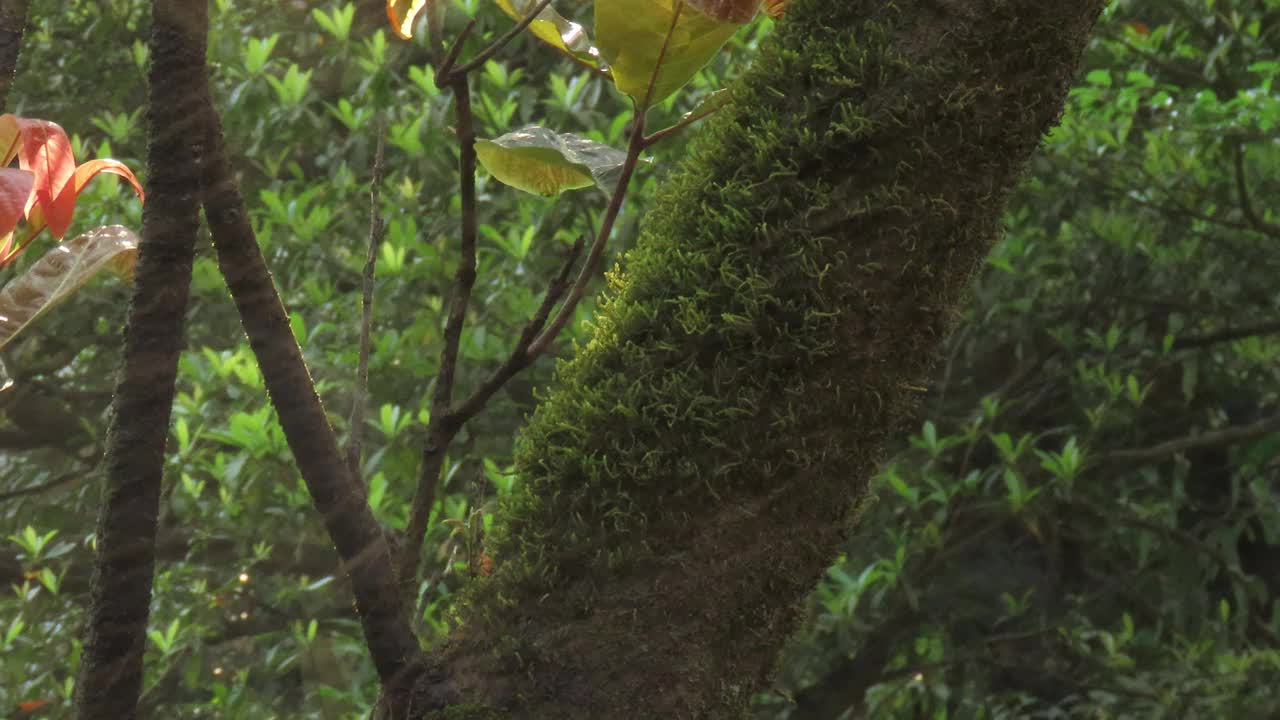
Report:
0,0,1277,718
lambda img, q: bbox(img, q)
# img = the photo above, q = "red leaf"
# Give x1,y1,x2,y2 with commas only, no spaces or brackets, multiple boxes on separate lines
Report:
71,158,145,203
17,698,52,712
11,117,76,239
23,159,145,243
0,167,33,239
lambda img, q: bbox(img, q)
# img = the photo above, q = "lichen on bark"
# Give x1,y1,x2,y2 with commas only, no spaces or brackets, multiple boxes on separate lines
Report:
413,0,1105,717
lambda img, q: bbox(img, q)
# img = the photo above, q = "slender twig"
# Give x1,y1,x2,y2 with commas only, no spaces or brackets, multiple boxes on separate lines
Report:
0,469,80,501
1096,412,1280,465
451,234,584,423
400,74,481,588
346,126,388,479
526,3,684,357
436,18,477,80
434,79,479,437
1231,141,1280,238
448,0,554,79
644,92,731,148
1172,319,1280,351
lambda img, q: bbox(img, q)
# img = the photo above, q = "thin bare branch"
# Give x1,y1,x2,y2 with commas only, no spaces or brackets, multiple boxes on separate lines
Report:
346,125,389,479
1097,413,1280,465
452,233,584,423
448,0,554,78
1231,141,1280,238
401,74,481,589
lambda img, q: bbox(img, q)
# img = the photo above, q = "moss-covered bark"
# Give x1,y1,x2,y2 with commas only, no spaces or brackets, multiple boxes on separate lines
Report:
410,0,1104,717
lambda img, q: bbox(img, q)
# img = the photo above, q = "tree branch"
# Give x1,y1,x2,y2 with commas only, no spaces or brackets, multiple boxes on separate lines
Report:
400,70,481,590
1097,412,1280,465
74,2,203,717
1231,140,1280,238
346,125,388,478
0,0,30,111
195,58,419,690
1172,319,1280,351
446,0,553,79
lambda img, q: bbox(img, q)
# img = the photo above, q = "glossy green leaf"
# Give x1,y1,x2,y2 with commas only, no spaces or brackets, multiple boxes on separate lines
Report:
595,0,738,106
475,126,628,197
495,0,596,61
0,225,137,351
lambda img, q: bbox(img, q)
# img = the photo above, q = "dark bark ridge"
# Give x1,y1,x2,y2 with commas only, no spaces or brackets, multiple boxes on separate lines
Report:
412,0,1105,717
74,1,205,718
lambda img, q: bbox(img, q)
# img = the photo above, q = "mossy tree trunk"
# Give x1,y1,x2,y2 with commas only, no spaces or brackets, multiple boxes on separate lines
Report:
399,0,1106,718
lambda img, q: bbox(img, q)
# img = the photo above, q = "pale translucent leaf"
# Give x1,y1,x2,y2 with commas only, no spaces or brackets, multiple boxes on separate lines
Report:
475,126,628,197
0,225,138,351
596,0,738,105
495,0,597,61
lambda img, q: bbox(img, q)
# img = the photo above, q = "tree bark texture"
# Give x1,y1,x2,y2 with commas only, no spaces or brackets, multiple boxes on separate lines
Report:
73,1,205,717
0,0,28,111
406,0,1106,717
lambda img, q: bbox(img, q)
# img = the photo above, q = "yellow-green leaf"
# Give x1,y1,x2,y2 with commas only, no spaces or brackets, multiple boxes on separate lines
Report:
0,225,138,351
475,127,628,197
595,0,738,106
494,0,596,61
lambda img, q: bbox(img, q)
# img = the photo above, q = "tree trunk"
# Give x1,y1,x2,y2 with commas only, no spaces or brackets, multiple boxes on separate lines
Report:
400,0,1105,717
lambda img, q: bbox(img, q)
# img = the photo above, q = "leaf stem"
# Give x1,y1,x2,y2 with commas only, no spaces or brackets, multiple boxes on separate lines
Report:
526,3,686,356
448,0,555,78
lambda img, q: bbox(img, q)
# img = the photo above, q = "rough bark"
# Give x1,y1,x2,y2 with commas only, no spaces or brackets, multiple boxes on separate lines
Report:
0,0,28,111
403,0,1106,717
73,1,205,717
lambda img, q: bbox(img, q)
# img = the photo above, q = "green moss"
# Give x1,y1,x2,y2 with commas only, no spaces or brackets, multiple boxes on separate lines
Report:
435,0,1103,715
477,0,916,609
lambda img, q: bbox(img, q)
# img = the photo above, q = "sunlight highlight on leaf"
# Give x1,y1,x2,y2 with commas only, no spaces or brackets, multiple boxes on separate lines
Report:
387,0,429,39
475,126,629,197
494,0,597,61
595,0,738,106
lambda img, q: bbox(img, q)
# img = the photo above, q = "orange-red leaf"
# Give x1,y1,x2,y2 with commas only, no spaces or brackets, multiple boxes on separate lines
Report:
0,168,33,240
17,698,52,712
23,159,145,242
763,0,785,18
9,117,76,239
387,0,428,39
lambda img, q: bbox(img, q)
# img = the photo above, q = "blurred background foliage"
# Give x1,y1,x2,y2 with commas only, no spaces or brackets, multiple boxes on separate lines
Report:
0,0,1276,718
